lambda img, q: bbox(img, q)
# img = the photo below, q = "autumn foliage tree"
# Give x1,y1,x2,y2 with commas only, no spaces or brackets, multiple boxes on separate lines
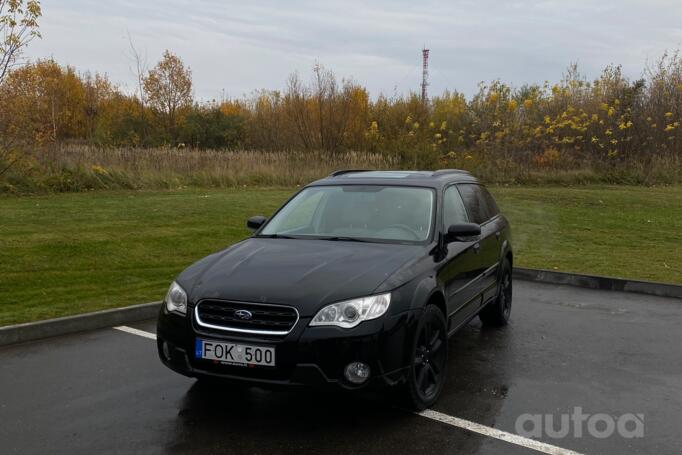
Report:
0,0,41,177
0,0,41,83
143,50,192,142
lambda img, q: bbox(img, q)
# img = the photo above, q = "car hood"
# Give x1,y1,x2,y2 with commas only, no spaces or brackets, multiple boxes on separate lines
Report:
178,238,424,316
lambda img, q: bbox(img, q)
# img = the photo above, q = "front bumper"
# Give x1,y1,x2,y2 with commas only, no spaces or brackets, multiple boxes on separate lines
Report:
156,305,419,389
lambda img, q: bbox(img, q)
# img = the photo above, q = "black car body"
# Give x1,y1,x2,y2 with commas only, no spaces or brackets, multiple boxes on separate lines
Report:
157,169,513,409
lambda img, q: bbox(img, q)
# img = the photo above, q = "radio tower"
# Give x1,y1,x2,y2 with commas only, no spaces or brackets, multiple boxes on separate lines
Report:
421,47,430,103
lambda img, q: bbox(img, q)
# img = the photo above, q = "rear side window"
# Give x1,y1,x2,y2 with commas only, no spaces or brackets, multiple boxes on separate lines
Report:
457,184,499,224
443,186,469,227
480,186,500,218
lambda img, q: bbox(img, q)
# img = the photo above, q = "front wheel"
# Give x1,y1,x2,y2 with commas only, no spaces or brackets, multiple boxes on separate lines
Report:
401,304,448,411
479,259,512,326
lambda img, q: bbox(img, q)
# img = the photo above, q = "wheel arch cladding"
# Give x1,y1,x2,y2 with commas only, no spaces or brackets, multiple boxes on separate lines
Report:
427,290,447,318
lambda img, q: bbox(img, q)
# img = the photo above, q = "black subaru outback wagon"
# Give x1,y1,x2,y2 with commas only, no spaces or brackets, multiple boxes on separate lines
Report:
157,169,512,409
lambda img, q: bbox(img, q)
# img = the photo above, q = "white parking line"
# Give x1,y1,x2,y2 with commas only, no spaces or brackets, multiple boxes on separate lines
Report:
113,325,583,455
416,409,584,455
113,325,157,340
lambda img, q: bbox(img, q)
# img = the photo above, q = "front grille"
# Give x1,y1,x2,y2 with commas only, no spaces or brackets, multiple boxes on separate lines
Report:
195,300,298,335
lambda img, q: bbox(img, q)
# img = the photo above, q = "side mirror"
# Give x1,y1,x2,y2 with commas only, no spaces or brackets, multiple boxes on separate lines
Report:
247,215,267,232
445,223,481,243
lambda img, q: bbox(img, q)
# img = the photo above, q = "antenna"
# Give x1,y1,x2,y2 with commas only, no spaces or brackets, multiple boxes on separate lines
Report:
421,47,430,103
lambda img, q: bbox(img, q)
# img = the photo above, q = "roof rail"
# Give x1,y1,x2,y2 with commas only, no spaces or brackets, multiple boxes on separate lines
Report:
328,169,373,177
432,168,471,176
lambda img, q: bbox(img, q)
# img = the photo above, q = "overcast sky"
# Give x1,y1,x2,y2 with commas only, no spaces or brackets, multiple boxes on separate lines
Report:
25,0,682,100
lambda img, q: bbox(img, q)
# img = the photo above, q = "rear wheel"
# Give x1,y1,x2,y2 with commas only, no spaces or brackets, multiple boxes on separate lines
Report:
401,304,448,410
479,259,512,326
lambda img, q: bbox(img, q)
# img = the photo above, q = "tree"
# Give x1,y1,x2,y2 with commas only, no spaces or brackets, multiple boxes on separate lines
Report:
0,0,41,84
0,0,41,178
143,50,192,142
179,103,244,149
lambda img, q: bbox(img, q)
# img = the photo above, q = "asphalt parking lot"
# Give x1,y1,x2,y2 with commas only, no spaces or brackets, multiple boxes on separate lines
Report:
1,280,681,455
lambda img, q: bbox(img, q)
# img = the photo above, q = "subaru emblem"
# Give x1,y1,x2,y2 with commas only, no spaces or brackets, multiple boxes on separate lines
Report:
235,309,253,320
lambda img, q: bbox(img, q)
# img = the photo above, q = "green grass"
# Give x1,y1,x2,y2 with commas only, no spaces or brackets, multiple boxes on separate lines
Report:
1,186,680,326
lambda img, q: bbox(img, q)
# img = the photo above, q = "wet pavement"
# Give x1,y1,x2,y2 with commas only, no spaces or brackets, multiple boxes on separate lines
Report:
1,280,681,454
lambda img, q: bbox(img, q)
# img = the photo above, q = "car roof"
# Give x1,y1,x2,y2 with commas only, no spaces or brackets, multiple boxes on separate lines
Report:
308,169,479,189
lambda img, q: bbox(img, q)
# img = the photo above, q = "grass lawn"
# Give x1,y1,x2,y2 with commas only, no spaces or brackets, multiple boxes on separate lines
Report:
1,185,680,325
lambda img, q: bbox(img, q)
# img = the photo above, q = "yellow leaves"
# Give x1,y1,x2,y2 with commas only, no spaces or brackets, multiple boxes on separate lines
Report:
533,147,560,166
440,121,447,131
144,50,193,121
605,128,613,136
664,124,675,132
607,107,616,117
507,100,518,112
365,121,380,139
664,112,673,118
489,92,499,103
600,103,609,111
523,99,533,109
219,101,242,116
91,165,109,176
544,115,551,124
544,148,560,161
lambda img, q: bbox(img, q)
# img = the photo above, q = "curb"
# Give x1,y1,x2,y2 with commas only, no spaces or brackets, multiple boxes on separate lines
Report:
513,267,682,299
0,302,161,347
1,269,680,347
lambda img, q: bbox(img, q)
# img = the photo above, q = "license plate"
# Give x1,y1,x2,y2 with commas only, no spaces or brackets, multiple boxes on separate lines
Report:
195,339,275,367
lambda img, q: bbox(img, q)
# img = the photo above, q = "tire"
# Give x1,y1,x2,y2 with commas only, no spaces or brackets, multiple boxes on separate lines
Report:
479,259,512,327
401,304,448,411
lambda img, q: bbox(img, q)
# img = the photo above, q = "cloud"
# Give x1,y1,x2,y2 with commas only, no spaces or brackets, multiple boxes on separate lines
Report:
25,0,682,99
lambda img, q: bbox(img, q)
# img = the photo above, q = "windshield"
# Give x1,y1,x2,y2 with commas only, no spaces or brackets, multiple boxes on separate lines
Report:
260,185,435,243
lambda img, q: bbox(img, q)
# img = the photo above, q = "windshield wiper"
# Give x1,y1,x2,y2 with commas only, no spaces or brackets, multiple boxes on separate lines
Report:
256,233,297,239
320,236,369,243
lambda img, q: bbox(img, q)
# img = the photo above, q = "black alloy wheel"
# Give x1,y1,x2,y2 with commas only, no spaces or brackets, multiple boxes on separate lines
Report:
404,304,448,410
480,258,513,326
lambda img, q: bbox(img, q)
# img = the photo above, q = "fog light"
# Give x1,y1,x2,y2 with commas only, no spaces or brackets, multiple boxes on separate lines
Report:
344,362,370,384
162,341,171,361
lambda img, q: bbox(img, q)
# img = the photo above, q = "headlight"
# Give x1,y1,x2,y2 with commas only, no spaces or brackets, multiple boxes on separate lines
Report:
165,281,187,315
310,293,391,328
